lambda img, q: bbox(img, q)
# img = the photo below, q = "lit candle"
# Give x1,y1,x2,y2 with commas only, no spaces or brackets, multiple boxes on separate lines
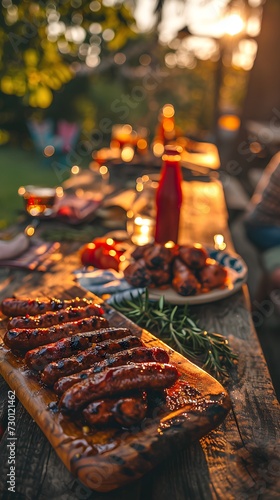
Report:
131,215,155,246
214,233,227,250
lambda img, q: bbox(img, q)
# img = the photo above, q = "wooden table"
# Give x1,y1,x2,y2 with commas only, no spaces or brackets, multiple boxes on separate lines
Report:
0,178,279,499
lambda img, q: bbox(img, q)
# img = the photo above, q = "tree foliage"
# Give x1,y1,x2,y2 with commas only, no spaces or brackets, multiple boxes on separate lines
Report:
0,0,137,108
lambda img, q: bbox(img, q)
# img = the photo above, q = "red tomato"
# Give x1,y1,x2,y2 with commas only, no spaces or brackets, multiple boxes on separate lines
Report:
80,239,121,271
98,251,120,271
80,243,98,266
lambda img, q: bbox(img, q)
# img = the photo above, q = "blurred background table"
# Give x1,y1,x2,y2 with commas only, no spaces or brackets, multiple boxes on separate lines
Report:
179,178,229,247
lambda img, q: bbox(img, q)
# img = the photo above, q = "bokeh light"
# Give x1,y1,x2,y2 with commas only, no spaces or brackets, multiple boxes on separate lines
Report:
102,29,115,42
71,165,80,174
114,53,126,65
43,145,55,157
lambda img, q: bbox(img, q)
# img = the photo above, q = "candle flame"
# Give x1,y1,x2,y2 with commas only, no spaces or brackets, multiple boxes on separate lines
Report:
164,241,175,248
214,234,227,250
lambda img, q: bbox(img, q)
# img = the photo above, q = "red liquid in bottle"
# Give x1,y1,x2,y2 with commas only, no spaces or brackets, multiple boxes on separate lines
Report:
155,145,183,244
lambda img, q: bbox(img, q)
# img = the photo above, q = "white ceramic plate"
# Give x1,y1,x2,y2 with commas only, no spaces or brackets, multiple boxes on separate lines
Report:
148,248,248,305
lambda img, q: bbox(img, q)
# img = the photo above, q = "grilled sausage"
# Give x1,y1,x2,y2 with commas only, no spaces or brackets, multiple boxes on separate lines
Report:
41,335,143,386
25,327,131,371
8,304,104,329
4,316,109,351
1,297,96,318
142,244,175,269
83,393,147,427
60,362,179,412
123,259,152,288
172,258,201,296
179,244,208,270
199,259,227,290
148,264,171,287
54,346,170,395
131,243,153,261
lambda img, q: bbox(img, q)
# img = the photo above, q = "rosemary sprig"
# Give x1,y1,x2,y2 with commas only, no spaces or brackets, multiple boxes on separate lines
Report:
113,289,237,380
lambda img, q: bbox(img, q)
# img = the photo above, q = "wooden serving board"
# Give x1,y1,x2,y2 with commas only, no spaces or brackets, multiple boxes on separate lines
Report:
0,289,231,493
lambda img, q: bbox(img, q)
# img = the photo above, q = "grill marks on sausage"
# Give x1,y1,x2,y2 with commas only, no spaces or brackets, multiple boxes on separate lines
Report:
60,363,179,412
25,327,131,371
83,393,148,427
41,335,144,386
1,297,96,317
54,346,169,395
2,296,179,429
4,316,109,350
8,303,104,329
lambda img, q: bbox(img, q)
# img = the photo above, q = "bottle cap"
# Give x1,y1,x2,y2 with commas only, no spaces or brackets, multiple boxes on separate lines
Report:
163,144,183,161
164,145,183,154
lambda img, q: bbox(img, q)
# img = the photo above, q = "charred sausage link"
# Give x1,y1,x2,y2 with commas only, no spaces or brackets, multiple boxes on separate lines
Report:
54,346,169,395
41,335,143,387
60,362,179,412
83,393,148,427
4,316,109,351
25,327,131,371
8,304,104,329
1,297,96,318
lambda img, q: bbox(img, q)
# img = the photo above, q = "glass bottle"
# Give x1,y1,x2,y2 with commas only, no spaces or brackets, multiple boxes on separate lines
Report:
155,145,183,244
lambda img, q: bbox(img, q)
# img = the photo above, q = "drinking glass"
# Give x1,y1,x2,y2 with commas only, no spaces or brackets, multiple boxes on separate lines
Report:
20,185,57,217
126,173,160,245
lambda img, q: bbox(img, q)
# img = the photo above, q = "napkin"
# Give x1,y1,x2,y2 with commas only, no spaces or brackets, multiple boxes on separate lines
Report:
54,194,101,224
75,268,144,305
0,233,30,261
0,238,60,271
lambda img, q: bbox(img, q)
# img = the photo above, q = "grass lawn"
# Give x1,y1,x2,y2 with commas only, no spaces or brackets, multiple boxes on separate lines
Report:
0,146,70,227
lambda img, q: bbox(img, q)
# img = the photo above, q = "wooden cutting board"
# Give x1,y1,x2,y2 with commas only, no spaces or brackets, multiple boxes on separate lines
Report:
0,288,231,492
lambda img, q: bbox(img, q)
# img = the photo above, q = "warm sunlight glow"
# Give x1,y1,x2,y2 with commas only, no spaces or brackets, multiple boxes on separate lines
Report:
223,13,245,36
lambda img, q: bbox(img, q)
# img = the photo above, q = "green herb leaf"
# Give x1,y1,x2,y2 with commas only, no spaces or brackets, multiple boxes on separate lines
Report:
112,289,237,380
